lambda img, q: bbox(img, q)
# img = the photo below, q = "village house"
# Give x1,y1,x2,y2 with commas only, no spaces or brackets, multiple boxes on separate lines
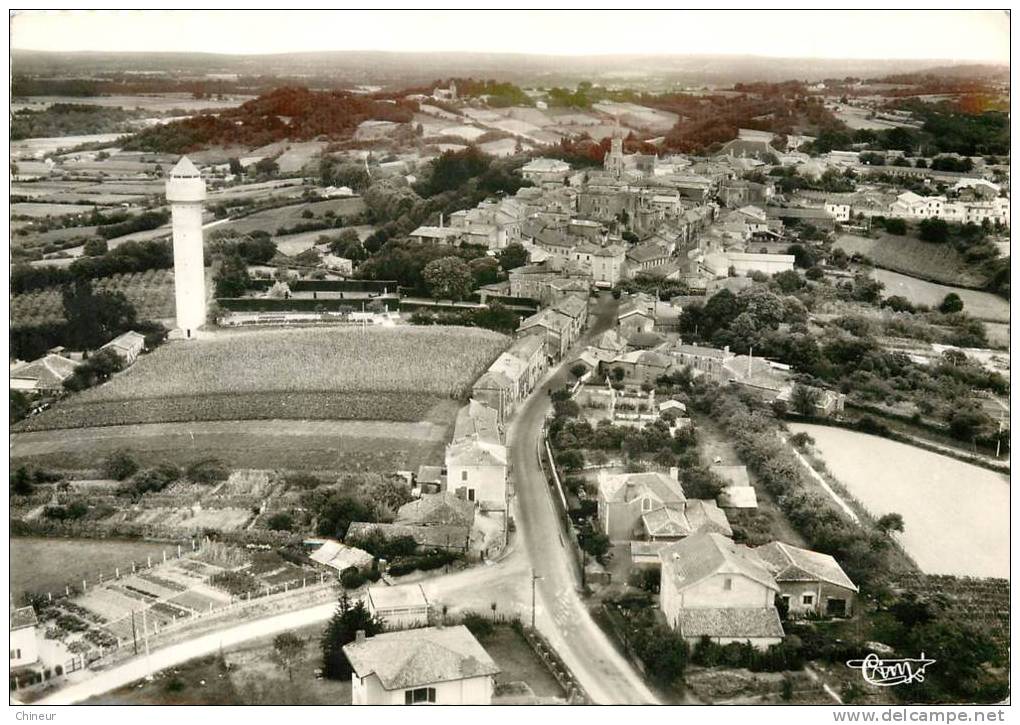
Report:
658,532,785,650
100,330,146,366
617,293,656,334
409,225,464,245
470,369,516,422
444,399,508,509
703,251,795,277
10,606,39,669
9,353,81,393
626,241,672,272
756,542,858,618
572,241,627,287
346,521,470,552
508,258,593,303
600,350,674,388
596,471,731,543
520,157,571,186
344,625,500,705
517,308,570,361
671,343,736,380
396,492,476,529
366,583,430,630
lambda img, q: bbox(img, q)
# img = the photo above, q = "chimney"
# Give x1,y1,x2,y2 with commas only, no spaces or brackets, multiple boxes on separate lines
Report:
355,630,366,643
669,466,679,481
439,213,444,228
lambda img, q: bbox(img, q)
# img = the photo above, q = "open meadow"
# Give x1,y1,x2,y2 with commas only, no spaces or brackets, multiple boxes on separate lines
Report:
14,326,508,432
834,233,991,288
871,268,1010,323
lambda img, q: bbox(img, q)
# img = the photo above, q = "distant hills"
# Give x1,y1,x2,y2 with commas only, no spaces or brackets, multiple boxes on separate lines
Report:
10,49,1009,90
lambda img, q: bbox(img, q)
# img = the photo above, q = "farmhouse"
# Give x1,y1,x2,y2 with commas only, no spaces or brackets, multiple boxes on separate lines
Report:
344,625,500,705
367,583,430,630
10,606,39,669
659,532,784,650
100,330,146,366
755,542,858,618
9,354,80,393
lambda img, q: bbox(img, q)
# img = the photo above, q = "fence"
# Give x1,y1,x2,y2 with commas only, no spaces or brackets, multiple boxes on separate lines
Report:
519,626,592,704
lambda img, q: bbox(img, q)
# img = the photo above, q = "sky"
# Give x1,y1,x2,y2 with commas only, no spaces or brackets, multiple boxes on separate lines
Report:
9,9,1011,63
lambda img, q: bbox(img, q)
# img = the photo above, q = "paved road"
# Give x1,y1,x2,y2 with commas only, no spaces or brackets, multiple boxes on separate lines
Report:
506,293,659,705
36,294,657,705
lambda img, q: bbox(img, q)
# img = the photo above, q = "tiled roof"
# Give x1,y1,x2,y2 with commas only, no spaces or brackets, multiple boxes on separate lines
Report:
642,507,692,538
309,540,373,571
600,471,685,506
10,606,38,631
677,607,784,640
756,542,858,592
684,499,733,537
445,438,507,467
102,330,145,353
453,399,501,444
659,532,777,593
10,354,80,388
397,492,475,528
343,625,499,690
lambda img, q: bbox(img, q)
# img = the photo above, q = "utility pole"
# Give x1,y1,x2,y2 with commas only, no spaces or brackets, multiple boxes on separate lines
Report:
131,609,138,656
530,569,542,629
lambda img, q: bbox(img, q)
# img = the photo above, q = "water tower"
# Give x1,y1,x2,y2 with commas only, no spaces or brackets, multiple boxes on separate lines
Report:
165,156,207,338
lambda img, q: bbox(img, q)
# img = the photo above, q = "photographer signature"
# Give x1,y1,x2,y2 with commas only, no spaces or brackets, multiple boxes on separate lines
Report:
846,653,936,687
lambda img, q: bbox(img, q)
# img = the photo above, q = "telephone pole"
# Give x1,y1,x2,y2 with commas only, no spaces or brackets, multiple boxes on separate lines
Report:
530,569,542,629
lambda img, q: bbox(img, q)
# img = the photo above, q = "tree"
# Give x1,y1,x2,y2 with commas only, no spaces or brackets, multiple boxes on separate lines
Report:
876,512,905,536
789,384,821,417
62,281,138,351
569,363,588,380
228,157,244,176
468,256,501,287
10,390,31,425
577,526,611,564
497,243,529,271
918,218,950,244
938,293,964,314
214,253,251,298
267,512,294,531
271,632,305,682
83,238,108,257
11,466,33,496
320,593,384,679
103,449,139,481
254,157,279,177
423,256,473,301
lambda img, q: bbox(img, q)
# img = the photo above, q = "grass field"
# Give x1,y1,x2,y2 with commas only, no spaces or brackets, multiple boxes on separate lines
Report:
872,268,1010,323
11,536,174,603
11,269,176,327
216,197,366,237
834,233,990,287
11,202,98,218
10,418,454,474
13,326,507,432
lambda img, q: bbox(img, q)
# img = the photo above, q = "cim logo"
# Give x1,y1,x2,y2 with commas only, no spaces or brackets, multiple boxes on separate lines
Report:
846,653,936,687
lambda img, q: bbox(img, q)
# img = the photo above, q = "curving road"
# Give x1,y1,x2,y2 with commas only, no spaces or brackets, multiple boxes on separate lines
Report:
35,293,657,705
506,292,659,705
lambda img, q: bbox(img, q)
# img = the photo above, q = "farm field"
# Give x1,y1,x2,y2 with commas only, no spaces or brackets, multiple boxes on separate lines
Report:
10,94,252,114
11,133,125,159
11,269,176,327
274,224,373,256
10,416,455,474
215,197,366,237
871,268,1010,323
11,536,173,603
15,326,507,432
834,233,990,288
11,202,98,218
788,422,1009,578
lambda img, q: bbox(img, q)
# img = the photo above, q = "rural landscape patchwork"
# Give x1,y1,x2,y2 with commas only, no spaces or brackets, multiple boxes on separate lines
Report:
6,9,1011,713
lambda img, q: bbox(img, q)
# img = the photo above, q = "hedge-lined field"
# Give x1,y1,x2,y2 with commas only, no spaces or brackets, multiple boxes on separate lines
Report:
15,326,508,431
11,269,176,327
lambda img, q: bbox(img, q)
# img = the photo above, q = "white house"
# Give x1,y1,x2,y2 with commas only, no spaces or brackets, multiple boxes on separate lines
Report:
100,330,146,365
367,584,430,630
824,202,851,223
659,532,784,650
10,607,39,669
344,625,500,705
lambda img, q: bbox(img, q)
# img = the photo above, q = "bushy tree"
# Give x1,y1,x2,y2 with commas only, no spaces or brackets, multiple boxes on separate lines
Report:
497,243,529,271
271,632,305,682
938,293,964,314
103,449,139,481
320,593,384,679
423,256,473,301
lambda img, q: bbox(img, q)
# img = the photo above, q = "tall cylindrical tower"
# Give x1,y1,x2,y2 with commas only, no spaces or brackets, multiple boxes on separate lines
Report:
165,156,207,338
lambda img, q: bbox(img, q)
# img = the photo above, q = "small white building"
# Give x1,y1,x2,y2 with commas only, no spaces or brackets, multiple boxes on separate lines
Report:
344,625,500,705
100,330,146,366
367,584,429,630
10,607,39,669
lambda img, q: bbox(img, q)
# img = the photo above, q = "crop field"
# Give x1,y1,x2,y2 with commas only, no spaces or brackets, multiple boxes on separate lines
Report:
10,418,453,475
18,326,506,429
834,233,989,288
11,269,176,327
216,197,366,237
11,202,98,218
